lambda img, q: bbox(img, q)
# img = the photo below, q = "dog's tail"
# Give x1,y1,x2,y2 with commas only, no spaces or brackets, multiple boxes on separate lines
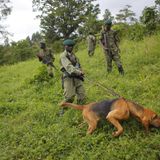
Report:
59,102,84,111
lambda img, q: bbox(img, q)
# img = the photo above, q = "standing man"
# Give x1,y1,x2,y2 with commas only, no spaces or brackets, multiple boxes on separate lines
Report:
100,19,124,75
87,31,96,56
60,39,86,109
37,41,55,77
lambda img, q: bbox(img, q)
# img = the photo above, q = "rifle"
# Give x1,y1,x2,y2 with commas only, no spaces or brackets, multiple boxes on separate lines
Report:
61,67,84,81
102,32,110,52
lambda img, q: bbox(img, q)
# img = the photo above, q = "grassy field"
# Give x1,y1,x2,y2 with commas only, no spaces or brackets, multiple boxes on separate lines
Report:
0,33,160,160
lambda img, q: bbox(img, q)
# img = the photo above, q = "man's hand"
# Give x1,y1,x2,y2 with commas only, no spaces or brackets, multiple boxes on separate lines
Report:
81,71,85,75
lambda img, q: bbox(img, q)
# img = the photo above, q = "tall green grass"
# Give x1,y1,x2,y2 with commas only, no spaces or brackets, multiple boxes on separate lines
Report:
0,33,160,160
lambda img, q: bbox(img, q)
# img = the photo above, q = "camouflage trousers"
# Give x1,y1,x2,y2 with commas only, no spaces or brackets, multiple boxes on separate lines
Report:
88,47,95,56
104,50,124,74
63,77,86,104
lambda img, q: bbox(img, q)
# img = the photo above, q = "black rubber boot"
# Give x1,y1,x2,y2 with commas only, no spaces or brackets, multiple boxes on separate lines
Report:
118,66,124,75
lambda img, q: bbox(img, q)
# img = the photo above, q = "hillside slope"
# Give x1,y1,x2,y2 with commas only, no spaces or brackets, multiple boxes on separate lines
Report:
0,34,160,160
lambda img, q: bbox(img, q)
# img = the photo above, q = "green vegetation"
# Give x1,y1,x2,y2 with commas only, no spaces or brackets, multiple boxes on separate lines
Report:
0,33,160,160
0,39,39,65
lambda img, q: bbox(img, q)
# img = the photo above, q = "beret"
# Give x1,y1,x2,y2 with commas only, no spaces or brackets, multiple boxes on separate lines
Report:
63,39,75,46
105,19,112,25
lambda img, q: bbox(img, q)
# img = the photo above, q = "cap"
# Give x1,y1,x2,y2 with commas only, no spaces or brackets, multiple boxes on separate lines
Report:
105,19,112,25
63,39,75,46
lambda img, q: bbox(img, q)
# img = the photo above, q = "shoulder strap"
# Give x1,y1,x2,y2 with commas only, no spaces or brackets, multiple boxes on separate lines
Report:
66,53,79,67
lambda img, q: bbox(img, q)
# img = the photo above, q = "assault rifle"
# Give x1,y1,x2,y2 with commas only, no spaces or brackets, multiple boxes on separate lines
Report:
61,67,84,81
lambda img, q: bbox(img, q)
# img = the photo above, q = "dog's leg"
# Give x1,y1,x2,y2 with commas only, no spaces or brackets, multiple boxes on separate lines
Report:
83,111,99,134
141,118,149,132
107,116,123,137
107,109,129,137
87,121,97,134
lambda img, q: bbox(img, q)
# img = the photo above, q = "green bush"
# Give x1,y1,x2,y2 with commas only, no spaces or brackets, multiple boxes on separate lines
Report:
0,40,39,65
113,23,145,41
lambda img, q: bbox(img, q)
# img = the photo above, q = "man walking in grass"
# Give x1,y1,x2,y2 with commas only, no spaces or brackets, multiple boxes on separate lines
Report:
37,41,55,77
59,39,86,114
100,19,124,75
87,31,96,56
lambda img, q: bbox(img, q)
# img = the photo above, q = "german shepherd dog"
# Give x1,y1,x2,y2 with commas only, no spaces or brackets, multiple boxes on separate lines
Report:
60,98,160,137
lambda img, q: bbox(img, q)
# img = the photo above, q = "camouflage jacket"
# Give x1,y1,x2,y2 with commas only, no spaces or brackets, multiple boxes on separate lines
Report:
100,29,119,52
60,50,82,77
37,48,55,65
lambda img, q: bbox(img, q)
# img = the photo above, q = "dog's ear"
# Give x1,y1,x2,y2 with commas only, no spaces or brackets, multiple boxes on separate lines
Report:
150,114,160,128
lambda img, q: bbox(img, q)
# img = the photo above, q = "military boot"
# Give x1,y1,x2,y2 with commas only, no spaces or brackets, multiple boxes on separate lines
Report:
118,66,124,75
49,72,54,77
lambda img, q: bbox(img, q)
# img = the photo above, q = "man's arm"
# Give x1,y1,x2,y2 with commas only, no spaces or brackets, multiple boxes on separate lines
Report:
99,32,108,50
60,55,82,76
36,51,44,62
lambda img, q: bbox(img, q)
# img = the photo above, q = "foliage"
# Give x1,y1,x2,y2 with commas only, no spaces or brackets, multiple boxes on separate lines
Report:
0,32,160,159
0,39,39,65
127,23,145,41
112,23,145,41
140,6,157,35
31,31,43,43
115,5,137,23
155,0,160,5
103,9,114,21
78,18,102,37
0,0,12,40
50,40,64,53
32,0,100,41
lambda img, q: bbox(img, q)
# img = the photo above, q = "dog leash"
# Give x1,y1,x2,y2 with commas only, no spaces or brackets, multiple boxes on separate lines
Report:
85,77,121,98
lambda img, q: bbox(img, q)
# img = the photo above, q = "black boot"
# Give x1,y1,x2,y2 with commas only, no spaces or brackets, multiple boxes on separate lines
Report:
118,66,124,75
49,73,54,77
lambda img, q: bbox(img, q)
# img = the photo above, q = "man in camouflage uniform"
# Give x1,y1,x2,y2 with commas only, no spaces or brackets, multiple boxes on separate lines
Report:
87,32,96,56
100,19,124,75
37,41,55,77
60,39,86,108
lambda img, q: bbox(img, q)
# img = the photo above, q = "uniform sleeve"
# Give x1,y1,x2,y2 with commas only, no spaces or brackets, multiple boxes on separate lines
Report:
60,55,81,75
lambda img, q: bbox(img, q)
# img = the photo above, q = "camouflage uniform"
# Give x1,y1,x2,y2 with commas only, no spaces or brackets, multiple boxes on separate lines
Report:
37,45,55,77
100,20,124,75
87,34,96,56
60,49,86,104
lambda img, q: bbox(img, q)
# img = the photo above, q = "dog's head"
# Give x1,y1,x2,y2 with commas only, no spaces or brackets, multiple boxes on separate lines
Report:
151,115,160,128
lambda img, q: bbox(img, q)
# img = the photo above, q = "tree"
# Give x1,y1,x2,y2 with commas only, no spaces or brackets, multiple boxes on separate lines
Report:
31,32,42,43
0,0,12,40
155,0,160,5
103,9,114,21
32,0,100,41
140,6,157,34
115,5,137,23
155,0,160,23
